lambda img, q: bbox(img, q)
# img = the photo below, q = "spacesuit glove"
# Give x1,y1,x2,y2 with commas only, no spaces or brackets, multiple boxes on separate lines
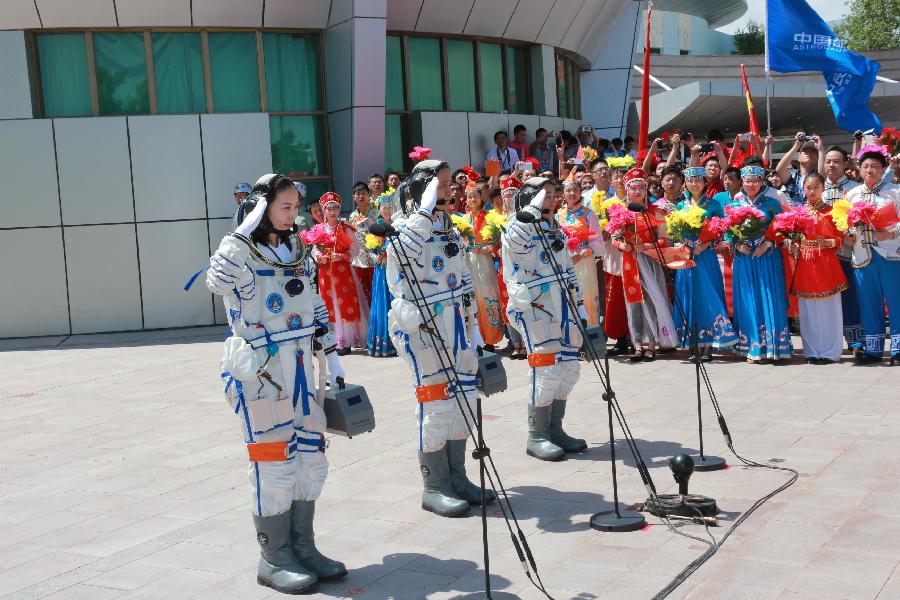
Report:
235,198,267,238
326,350,345,387
529,189,547,210
418,177,441,216
207,252,253,295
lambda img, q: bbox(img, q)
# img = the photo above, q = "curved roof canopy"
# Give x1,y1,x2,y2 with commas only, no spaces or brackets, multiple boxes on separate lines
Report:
652,0,748,28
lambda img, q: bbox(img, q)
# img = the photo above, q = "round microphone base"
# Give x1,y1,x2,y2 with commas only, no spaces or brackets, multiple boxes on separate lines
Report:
692,455,727,472
642,494,719,518
590,508,647,532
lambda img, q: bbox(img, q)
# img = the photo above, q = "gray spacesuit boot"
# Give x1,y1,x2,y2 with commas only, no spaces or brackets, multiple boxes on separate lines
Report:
419,447,470,517
290,500,347,581
447,439,497,506
253,512,318,594
549,399,588,452
526,404,565,461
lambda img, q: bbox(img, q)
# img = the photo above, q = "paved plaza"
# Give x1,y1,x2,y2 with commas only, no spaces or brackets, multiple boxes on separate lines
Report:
2,327,900,600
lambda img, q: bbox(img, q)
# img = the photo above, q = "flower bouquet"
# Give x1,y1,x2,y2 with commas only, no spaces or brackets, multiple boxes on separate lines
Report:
604,202,636,236
698,216,731,243
724,204,766,240
768,204,816,243
450,213,474,242
664,204,706,243
590,191,625,230
364,232,385,252
299,223,336,248
561,222,598,252
880,127,899,155
479,210,507,246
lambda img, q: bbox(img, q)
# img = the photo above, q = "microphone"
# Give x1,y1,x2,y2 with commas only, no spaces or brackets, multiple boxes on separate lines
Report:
368,223,398,237
627,202,647,213
516,210,538,223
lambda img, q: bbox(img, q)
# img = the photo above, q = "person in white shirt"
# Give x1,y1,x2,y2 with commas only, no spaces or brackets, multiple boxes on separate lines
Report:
486,130,519,175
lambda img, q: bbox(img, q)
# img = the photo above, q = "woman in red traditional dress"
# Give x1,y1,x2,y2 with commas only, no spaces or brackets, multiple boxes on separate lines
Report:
789,173,847,364
302,192,369,354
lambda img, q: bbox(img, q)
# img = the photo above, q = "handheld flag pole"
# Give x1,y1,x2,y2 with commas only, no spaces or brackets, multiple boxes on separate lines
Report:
764,0,772,135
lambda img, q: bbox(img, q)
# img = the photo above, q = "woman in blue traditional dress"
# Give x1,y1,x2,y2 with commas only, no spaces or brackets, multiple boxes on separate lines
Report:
366,193,397,357
727,164,793,363
672,166,737,360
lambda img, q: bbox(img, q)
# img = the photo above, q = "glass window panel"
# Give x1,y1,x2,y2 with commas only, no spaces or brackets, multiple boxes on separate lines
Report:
446,40,476,112
556,55,568,118
300,180,330,206
93,32,150,116
407,37,443,111
270,115,327,178
209,32,260,113
263,33,321,112
506,46,530,114
479,42,504,113
385,35,405,111
151,32,205,114
384,114,407,174
35,33,93,117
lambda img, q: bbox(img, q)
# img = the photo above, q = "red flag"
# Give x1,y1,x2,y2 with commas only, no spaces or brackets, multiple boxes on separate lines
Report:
741,64,760,139
637,4,652,163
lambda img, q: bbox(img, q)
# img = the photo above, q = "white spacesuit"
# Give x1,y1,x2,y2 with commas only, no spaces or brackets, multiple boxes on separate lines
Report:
207,174,346,595
386,159,496,517
503,177,588,461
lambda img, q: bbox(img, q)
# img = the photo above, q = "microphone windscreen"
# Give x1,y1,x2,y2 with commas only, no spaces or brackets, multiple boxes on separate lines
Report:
516,210,538,223
627,202,647,213
368,223,398,237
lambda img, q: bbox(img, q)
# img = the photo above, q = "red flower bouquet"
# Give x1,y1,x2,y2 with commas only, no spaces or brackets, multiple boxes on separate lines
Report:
768,204,816,243
725,204,766,240
697,216,731,243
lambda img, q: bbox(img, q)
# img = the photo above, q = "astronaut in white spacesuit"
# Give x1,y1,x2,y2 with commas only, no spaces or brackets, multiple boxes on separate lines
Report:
386,159,497,518
206,174,346,594
502,177,588,461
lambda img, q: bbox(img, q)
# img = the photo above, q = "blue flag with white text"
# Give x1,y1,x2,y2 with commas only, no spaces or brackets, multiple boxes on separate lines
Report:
766,0,882,133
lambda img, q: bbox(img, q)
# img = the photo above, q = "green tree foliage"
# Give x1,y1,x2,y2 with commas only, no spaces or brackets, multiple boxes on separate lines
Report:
833,0,900,51
733,19,766,55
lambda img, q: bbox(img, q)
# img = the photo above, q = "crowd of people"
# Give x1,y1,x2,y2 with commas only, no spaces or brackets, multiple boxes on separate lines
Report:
233,125,900,367
210,122,900,593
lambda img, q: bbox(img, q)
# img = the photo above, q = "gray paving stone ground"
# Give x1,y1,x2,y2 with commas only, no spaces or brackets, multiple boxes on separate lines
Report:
1,327,899,599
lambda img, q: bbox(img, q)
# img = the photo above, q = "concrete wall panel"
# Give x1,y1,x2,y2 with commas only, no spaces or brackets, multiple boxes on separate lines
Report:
0,120,60,228
415,0,473,34
55,117,134,226
0,0,41,29
130,115,206,222
138,220,214,329
386,0,420,31
207,218,232,325
464,0,517,39
115,0,191,26
352,17,386,108
419,112,470,170
191,0,263,27
65,224,142,334
265,0,330,29
0,31,34,119
0,228,69,338
324,20,353,113
35,0,117,27
200,113,272,220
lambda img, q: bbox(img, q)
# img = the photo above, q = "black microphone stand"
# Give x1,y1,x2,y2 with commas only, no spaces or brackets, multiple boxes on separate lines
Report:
375,216,554,600
516,210,648,532
630,203,726,472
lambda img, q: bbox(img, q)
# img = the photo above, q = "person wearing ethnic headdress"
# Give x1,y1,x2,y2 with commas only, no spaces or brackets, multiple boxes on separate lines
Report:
559,179,605,327
386,153,497,517
206,175,348,594
366,190,397,357
785,173,847,364
496,177,527,359
820,145,864,357
610,168,679,361
503,177,588,461
670,166,736,360
602,156,635,355
460,170,505,351
726,164,792,364
843,144,900,364
303,192,369,355
349,181,378,307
